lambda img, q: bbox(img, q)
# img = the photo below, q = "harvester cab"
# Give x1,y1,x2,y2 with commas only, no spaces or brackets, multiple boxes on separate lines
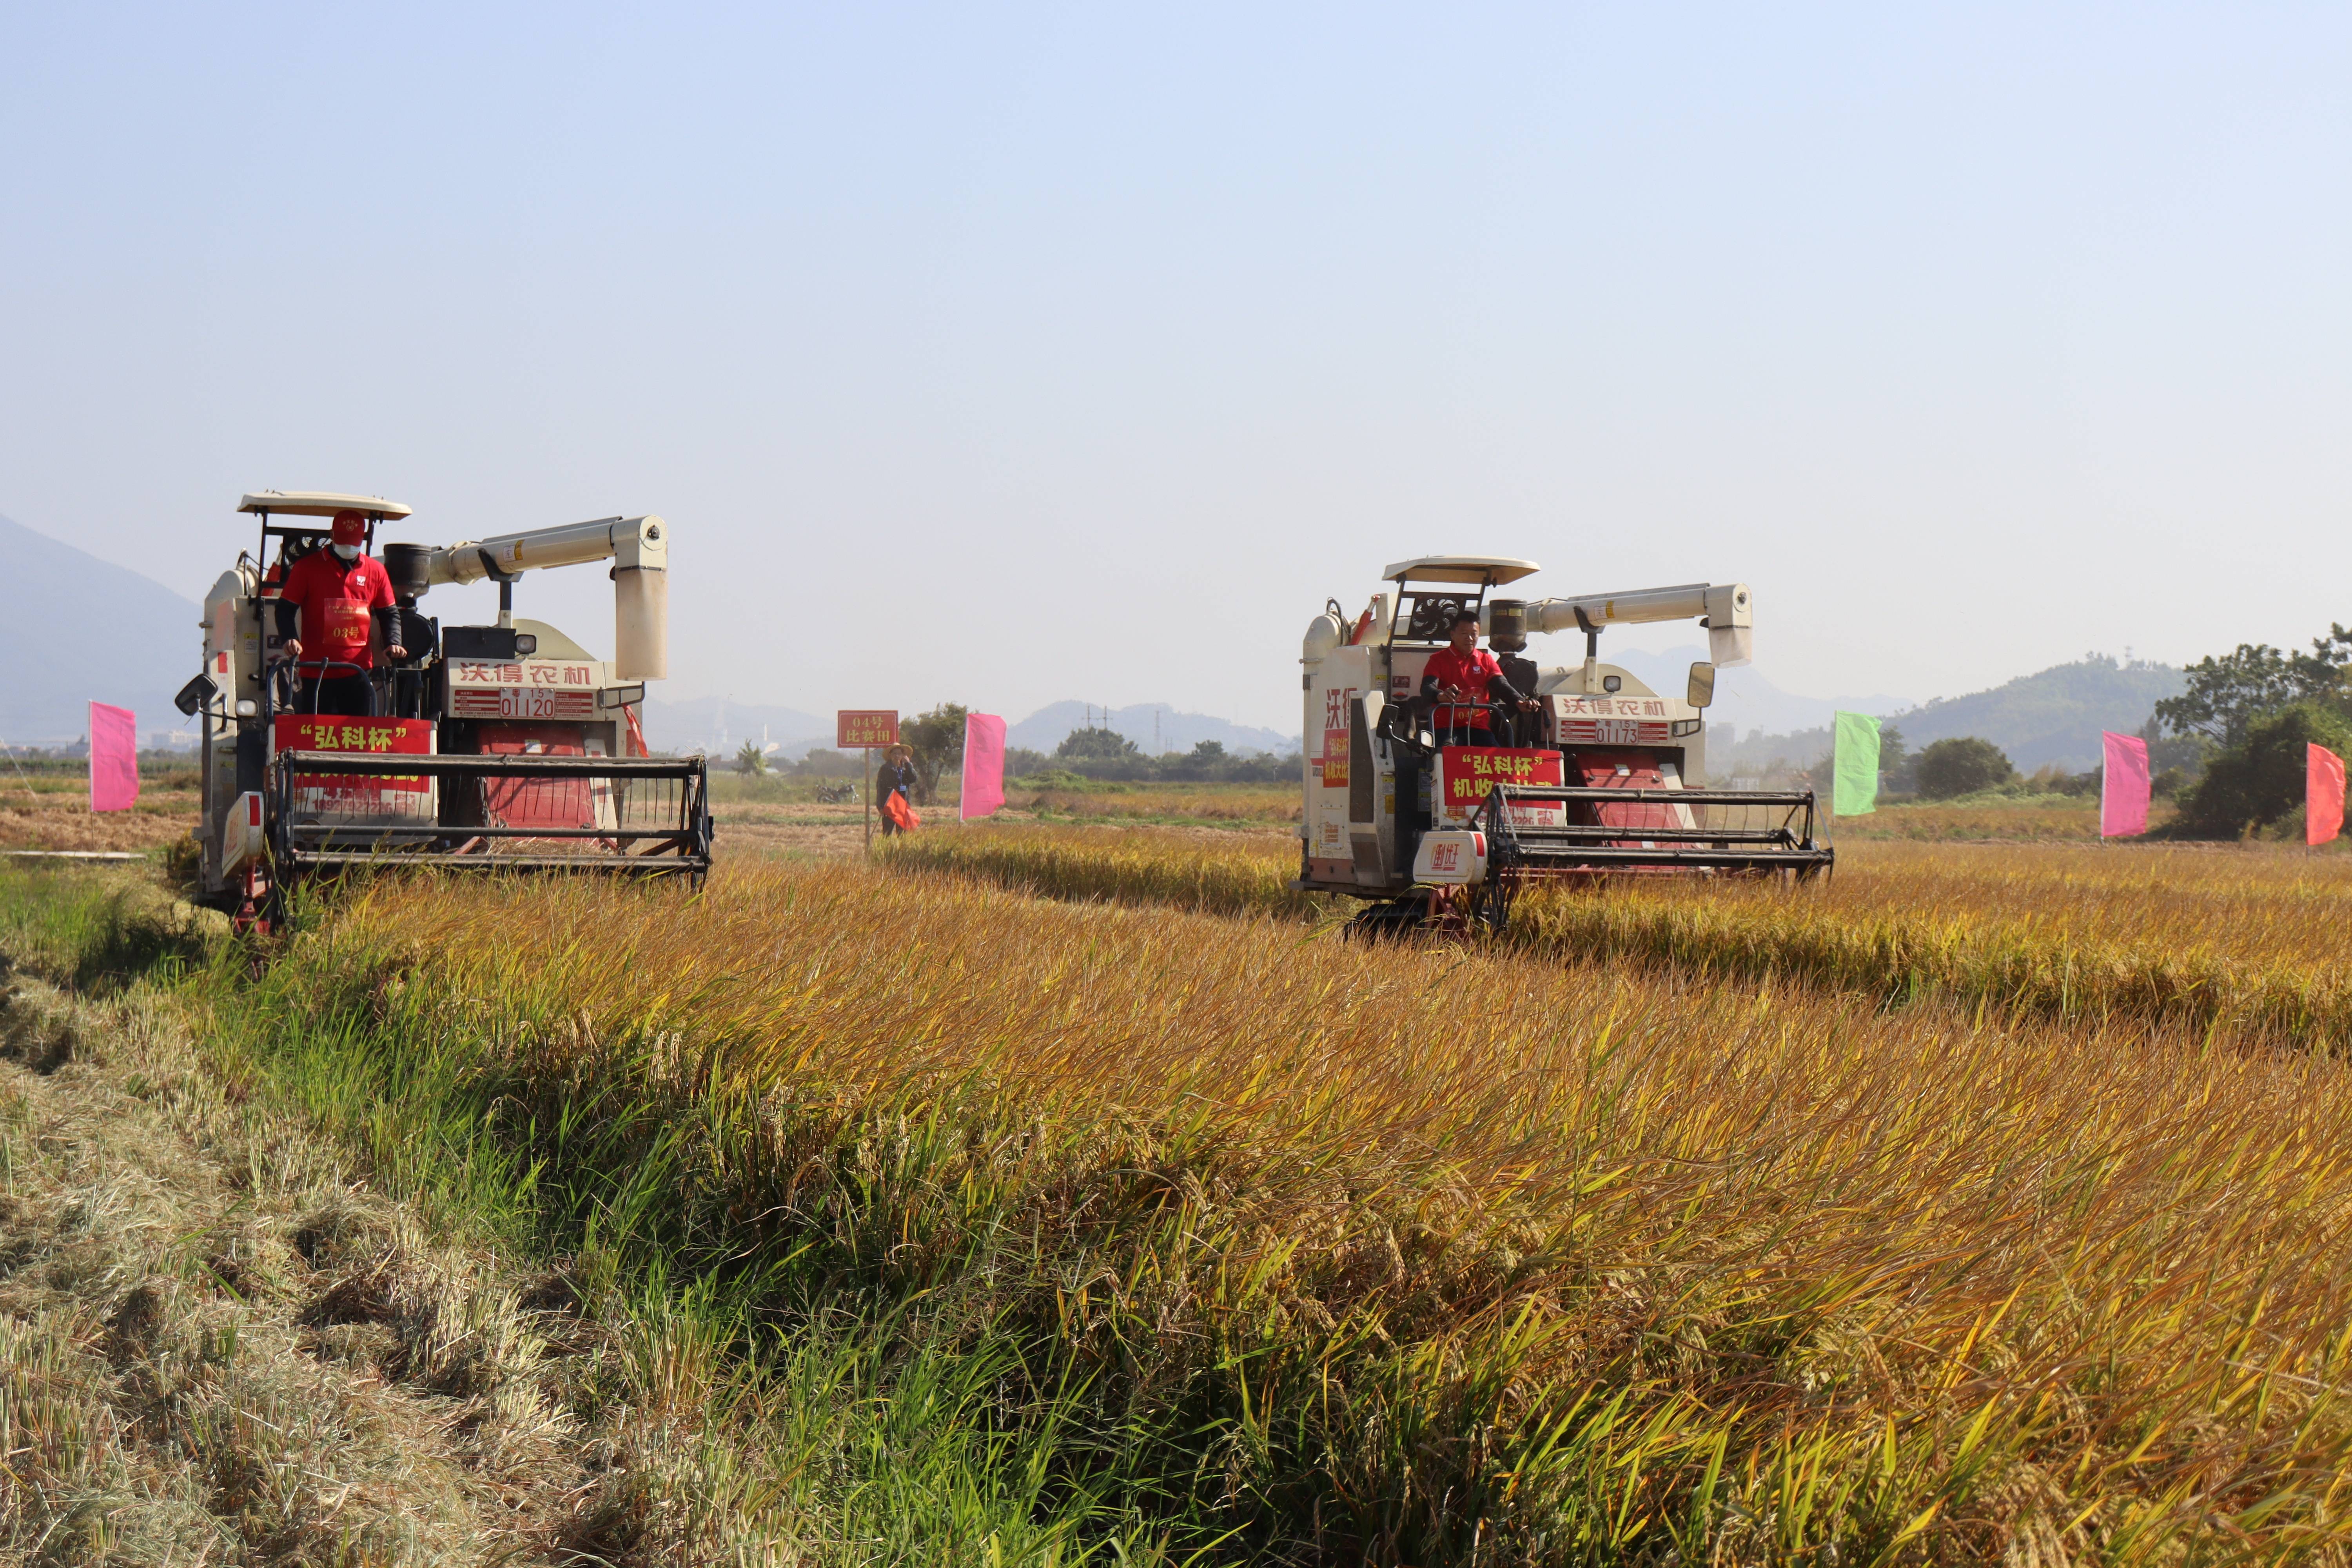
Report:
1298,556,1831,933
181,491,713,928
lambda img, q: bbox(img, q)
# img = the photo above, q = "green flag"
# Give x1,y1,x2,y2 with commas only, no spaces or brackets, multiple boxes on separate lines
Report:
1833,711,1880,817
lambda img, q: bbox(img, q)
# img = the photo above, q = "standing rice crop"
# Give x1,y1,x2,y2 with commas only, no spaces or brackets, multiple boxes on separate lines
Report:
888,827,2352,1049
883,822,1318,918
1018,786,1302,826
224,861,2352,1561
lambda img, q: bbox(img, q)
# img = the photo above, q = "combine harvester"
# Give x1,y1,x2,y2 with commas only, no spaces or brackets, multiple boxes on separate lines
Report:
180,492,712,929
1299,556,1831,934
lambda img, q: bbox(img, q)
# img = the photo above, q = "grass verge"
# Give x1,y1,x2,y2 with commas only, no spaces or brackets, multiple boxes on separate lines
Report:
0,868,1187,1564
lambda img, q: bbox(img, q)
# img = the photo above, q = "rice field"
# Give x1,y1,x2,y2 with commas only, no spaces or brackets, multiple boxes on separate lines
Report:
1831,797,2114,841
884,826,2352,1051
179,844,2352,1554
1016,783,1301,826
11,818,2352,1561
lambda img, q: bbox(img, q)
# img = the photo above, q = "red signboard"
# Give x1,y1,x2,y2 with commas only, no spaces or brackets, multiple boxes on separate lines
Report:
274,715,434,793
1436,746,1565,827
837,710,899,749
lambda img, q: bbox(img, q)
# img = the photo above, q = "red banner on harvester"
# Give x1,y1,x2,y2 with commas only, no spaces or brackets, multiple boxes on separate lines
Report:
275,716,434,798
1436,746,1564,828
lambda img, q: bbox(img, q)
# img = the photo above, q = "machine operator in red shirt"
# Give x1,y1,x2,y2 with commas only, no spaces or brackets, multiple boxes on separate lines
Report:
276,511,407,716
1421,610,1537,743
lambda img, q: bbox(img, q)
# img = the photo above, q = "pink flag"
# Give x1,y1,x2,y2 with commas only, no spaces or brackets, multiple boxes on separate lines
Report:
89,702,139,813
2100,730,2149,838
960,712,1005,820
2310,743,2347,847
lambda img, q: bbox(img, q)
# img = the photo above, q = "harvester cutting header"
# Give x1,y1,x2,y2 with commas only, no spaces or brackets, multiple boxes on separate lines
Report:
1299,555,1830,933
181,491,711,927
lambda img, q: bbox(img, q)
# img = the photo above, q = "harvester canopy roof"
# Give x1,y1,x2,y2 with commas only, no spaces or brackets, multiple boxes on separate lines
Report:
1382,555,1540,586
237,491,413,520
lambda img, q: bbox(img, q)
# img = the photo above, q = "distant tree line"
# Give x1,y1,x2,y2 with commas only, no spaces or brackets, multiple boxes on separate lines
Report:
1813,623,2352,834
724,708,1302,800
1013,726,1300,785
2152,624,2352,838
1802,727,2112,805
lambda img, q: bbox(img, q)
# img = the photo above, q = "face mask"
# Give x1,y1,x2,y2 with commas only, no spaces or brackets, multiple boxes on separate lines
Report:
332,543,360,562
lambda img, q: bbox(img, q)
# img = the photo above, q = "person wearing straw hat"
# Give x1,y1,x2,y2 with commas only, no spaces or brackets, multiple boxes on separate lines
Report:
875,743,919,835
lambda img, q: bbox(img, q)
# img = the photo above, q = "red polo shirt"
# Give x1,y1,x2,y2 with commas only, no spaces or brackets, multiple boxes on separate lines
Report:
1424,645,1504,730
278,550,395,672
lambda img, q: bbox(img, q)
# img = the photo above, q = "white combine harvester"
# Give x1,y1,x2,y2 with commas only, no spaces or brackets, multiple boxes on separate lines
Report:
1299,556,1831,933
179,492,712,929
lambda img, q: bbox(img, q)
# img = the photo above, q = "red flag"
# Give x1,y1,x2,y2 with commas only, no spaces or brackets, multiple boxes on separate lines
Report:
960,713,1006,820
884,792,920,831
2100,731,2149,838
88,702,138,813
2309,743,2346,847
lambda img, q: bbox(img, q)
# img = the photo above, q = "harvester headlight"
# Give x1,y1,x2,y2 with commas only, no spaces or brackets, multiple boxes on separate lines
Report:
235,699,257,717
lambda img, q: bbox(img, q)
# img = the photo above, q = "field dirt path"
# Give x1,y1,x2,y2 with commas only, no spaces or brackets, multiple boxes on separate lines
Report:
0,799,195,853
0,958,617,1565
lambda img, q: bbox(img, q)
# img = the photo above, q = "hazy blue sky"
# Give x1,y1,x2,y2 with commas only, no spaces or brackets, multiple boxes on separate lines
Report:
4,3,2345,731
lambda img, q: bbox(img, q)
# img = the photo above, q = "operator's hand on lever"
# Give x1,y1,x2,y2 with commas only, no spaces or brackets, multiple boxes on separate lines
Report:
387,643,407,661
279,638,302,663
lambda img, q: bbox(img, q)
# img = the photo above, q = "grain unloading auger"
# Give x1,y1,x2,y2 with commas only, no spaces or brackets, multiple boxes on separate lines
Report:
1298,556,1831,934
181,492,713,928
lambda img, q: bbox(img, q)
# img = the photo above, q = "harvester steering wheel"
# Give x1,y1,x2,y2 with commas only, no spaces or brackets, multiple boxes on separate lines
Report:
292,659,380,717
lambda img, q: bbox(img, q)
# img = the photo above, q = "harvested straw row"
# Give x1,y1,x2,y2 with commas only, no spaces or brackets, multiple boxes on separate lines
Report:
256,863,2352,1561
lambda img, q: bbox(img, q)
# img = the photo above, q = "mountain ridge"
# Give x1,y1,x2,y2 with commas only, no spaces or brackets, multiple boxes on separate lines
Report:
0,513,204,744
1881,656,2183,771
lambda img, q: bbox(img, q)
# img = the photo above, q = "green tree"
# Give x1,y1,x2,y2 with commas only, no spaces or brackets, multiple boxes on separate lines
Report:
1914,737,2014,800
1877,724,1912,794
2137,716,2213,782
733,740,767,775
2172,702,2352,838
1056,726,1138,761
897,703,968,804
2153,629,2351,747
